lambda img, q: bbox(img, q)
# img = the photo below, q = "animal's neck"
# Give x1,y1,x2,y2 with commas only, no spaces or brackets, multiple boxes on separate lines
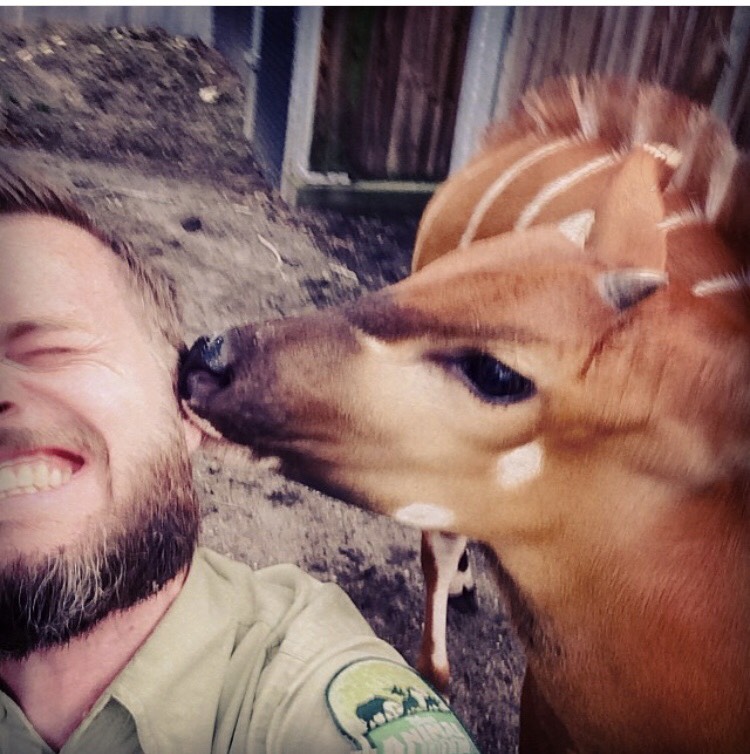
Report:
492,482,750,753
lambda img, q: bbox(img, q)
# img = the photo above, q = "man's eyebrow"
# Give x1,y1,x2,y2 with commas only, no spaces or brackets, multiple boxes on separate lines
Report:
3,318,94,339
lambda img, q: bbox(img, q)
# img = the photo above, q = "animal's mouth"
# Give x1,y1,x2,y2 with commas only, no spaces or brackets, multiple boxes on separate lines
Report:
180,399,285,477
180,399,225,443
0,449,84,501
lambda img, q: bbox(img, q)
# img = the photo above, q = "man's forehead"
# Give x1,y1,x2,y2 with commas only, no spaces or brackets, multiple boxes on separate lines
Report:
3,212,123,275
2,210,109,250
1,213,135,327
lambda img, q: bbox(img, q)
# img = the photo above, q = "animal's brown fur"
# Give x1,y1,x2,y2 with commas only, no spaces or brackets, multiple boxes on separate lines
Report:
485,77,740,225
416,76,750,273
182,77,750,753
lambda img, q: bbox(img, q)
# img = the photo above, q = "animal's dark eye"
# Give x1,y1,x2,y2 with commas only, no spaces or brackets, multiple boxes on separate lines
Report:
450,352,536,404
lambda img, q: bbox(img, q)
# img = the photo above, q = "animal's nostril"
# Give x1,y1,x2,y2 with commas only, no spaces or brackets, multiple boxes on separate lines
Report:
200,335,229,374
179,334,233,400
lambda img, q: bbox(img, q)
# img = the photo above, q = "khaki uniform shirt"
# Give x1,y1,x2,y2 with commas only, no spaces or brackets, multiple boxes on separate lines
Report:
0,548,480,754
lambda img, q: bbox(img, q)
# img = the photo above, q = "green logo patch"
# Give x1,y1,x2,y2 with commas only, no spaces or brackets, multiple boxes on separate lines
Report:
326,658,481,753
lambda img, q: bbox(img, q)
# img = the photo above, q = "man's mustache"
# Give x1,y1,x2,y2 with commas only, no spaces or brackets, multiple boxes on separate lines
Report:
0,425,108,462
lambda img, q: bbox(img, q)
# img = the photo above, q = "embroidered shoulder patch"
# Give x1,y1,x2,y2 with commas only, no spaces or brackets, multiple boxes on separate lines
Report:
325,658,481,753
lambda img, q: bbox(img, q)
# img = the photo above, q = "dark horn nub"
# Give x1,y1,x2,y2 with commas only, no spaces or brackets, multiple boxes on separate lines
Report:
597,269,668,312
178,334,233,401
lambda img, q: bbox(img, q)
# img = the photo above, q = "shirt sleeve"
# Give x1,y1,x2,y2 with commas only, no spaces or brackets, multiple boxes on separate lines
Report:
247,580,480,754
265,641,405,753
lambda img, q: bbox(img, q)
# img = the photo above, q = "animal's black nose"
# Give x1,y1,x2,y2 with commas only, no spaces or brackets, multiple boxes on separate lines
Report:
179,334,232,402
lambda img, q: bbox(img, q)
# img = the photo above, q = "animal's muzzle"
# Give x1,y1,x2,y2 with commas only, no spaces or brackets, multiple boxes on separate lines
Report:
179,334,233,404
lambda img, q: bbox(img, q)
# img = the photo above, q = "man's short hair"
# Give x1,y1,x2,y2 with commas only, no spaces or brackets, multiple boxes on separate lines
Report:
0,155,184,365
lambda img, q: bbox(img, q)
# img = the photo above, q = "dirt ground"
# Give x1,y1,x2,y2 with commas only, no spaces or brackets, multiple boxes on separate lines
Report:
0,23,524,752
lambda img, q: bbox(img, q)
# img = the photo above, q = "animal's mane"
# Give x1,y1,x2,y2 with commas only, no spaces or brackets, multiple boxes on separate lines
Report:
483,77,750,256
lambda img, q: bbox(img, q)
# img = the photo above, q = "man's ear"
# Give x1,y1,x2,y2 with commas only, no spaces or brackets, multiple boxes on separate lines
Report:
182,415,203,453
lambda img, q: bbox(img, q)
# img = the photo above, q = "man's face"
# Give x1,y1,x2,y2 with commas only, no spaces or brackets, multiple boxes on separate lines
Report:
0,213,199,657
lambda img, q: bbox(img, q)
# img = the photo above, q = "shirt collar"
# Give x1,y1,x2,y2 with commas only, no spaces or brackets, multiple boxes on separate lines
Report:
106,548,247,754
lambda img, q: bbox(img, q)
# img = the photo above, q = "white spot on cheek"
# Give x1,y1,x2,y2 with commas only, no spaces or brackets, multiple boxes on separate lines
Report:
355,331,392,357
394,503,455,530
497,441,544,490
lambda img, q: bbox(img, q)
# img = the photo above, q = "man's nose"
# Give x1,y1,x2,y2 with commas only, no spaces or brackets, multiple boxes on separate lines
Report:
179,334,233,402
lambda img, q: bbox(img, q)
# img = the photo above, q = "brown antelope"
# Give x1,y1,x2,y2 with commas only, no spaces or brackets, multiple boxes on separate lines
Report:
180,78,750,753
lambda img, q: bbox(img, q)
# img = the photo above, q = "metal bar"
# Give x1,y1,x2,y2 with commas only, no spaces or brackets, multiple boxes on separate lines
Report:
450,7,514,172
280,7,325,204
242,7,264,140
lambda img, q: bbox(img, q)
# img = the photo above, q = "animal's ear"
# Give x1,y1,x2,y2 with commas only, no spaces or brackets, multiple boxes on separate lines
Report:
588,147,672,270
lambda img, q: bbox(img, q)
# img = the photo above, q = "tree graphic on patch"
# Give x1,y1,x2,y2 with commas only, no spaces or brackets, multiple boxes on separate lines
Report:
326,658,481,753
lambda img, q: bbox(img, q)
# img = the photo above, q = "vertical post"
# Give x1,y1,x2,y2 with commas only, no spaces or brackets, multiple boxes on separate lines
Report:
242,7,265,140
280,7,324,204
712,7,750,130
449,7,514,173
626,6,655,81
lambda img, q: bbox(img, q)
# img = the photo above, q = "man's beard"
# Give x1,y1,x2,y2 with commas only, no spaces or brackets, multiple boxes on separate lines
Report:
0,426,200,660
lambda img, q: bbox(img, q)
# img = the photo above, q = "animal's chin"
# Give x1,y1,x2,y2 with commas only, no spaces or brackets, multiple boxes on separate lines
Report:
179,406,371,509
270,453,373,511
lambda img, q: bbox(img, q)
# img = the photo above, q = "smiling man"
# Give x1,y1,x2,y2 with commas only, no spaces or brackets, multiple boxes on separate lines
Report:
0,158,479,754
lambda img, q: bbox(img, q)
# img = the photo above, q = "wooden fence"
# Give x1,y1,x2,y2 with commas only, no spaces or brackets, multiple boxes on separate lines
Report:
476,7,749,152
495,7,731,107
311,7,472,181
309,7,750,185
3,6,748,193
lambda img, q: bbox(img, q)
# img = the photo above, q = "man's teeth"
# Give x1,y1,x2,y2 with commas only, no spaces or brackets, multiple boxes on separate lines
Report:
0,460,73,500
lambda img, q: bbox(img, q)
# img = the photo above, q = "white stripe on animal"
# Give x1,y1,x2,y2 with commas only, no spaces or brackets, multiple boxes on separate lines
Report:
459,136,576,249
658,208,707,231
692,270,750,297
705,147,739,222
569,81,599,139
514,153,621,230
640,142,683,168
517,138,680,233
